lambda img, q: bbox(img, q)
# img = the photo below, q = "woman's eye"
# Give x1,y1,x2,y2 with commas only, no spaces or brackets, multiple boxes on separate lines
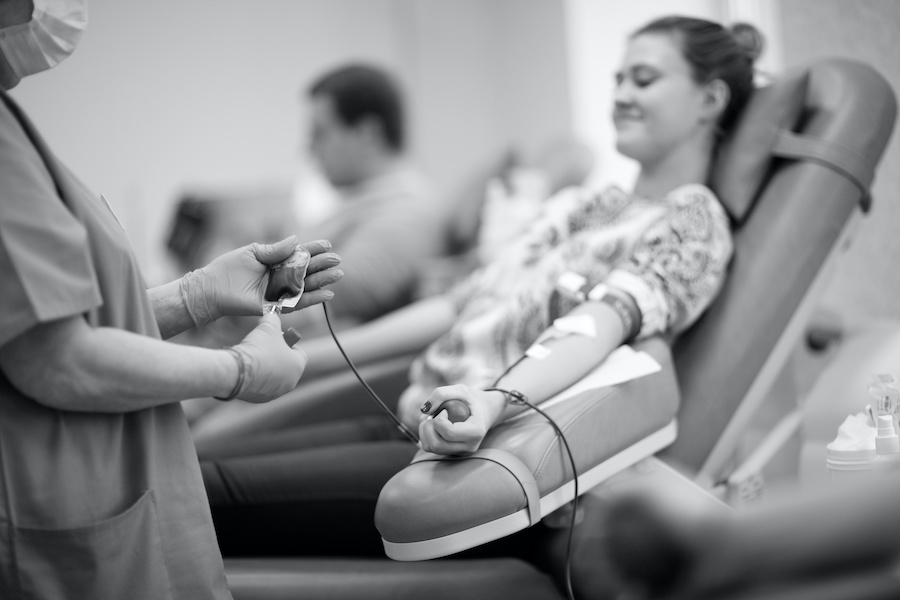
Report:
614,68,658,89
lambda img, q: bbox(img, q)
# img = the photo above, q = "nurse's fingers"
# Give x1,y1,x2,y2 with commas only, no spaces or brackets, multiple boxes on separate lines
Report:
252,236,299,265
306,251,342,277
298,239,333,258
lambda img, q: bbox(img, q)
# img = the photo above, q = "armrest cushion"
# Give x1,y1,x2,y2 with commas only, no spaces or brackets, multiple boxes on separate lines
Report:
710,70,809,224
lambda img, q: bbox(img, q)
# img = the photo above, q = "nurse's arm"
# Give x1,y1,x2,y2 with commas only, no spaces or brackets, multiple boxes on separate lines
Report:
0,315,240,412
147,279,196,339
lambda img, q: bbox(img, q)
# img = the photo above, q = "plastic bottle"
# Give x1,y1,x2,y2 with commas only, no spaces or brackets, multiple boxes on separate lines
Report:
871,415,900,474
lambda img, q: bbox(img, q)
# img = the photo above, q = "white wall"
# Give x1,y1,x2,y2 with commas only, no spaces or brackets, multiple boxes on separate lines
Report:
401,0,573,203
8,0,573,284
562,0,781,191
9,0,405,283
778,0,900,323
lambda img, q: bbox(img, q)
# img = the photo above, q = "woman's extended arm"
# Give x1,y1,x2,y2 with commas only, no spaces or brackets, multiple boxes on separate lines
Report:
0,313,305,413
416,299,627,455
611,185,733,339
298,294,458,379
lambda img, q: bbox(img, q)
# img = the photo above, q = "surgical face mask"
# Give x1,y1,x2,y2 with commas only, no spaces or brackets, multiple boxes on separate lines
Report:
0,0,88,81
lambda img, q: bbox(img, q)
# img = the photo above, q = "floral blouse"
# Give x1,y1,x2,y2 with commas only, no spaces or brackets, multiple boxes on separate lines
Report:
409,183,733,391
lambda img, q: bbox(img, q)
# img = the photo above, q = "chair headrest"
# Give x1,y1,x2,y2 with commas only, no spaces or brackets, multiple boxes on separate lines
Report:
709,69,809,225
666,58,897,474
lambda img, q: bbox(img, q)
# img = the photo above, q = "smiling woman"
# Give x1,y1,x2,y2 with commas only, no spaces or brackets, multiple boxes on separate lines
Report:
613,17,761,198
199,16,763,600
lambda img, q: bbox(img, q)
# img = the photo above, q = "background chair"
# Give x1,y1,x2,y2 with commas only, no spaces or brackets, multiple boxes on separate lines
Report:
220,57,897,599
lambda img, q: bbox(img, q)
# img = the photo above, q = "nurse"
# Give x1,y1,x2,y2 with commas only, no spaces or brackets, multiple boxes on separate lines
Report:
0,1,341,598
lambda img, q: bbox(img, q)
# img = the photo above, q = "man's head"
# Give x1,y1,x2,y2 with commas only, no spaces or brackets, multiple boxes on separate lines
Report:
307,64,405,188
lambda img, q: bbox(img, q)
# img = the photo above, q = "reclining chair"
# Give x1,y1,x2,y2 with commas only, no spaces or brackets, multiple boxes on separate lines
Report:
217,57,897,599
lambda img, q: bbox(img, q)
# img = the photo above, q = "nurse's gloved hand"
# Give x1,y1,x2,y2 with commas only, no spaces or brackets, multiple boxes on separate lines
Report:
180,237,343,327
224,313,308,403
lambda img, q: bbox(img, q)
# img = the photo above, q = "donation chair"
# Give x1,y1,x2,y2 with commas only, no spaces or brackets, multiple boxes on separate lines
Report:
221,57,897,599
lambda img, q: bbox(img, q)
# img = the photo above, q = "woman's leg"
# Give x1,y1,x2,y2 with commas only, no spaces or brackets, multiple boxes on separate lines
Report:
196,414,405,461
201,416,418,557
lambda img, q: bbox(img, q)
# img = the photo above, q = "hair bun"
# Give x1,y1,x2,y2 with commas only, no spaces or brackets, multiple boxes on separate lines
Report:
730,22,765,63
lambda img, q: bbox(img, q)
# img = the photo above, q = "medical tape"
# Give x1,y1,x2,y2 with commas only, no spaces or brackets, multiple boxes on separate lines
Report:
526,314,598,361
556,271,589,301
553,314,598,338
526,344,553,360
524,273,602,360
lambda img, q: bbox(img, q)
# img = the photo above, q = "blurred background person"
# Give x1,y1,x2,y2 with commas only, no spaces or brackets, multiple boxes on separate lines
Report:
180,63,447,430
170,63,446,353
600,473,900,599
282,63,447,337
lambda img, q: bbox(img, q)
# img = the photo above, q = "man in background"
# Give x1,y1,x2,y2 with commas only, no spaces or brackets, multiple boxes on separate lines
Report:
284,63,446,337
178,64,444,429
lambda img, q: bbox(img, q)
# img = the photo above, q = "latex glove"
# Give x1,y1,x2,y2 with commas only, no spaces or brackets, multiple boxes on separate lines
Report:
180,237,343,328
417,385,506,455
224,313,308,403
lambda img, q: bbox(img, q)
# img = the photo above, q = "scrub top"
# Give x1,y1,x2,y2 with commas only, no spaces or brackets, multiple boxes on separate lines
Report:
0,92,232,599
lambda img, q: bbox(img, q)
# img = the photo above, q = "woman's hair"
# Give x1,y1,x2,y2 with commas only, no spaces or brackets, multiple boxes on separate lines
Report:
633,16,764,132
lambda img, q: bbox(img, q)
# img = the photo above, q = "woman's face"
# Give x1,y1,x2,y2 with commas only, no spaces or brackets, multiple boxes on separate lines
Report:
612,32,711,166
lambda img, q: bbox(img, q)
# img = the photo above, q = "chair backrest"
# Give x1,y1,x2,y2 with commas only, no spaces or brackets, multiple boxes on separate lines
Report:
662,58,898,477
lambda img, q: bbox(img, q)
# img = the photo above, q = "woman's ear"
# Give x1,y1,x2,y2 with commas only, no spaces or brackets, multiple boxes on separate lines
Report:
702,79,730,123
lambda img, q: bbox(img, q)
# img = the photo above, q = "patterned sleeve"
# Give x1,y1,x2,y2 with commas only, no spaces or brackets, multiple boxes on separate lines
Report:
446,186,584,315
605,184,733,338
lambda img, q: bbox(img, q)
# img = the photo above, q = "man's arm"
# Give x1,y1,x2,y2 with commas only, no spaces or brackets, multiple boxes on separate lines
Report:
299,294,457,379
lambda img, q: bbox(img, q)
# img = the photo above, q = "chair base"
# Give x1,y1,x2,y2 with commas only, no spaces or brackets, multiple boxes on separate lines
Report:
226,557,566,600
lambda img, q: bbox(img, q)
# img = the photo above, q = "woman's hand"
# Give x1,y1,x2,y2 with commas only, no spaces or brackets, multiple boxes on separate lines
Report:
182,237,343,327
417,385,507,455
397,383,431,430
